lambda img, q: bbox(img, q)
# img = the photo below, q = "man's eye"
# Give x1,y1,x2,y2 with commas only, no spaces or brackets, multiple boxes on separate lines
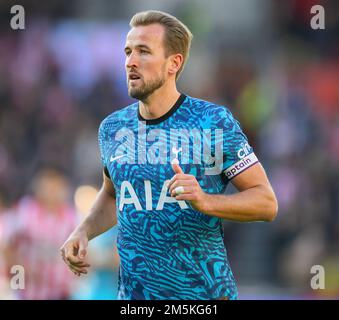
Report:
140,50,149,54
125,51,131,56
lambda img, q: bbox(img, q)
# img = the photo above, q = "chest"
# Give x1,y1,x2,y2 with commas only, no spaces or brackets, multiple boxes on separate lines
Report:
109,122,223,175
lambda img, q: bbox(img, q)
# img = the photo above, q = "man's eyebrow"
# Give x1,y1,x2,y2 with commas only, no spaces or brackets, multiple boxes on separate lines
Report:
124,44,151,51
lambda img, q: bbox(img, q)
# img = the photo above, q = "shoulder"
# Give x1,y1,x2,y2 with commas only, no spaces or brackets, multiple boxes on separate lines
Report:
185,95,237,127
98,102,138,136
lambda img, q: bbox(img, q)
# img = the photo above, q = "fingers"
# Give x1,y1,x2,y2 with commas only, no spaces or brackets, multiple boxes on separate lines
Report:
168,179,195,195
78,238,88,260
61,252,82,276
68,259,90,267
170,185,196,197
60,238,90,276
63,241,88,265
174,193,199,201
69,264,89,276
171,163,183,174
64,248,84,265
168,174,194,189
168,174,197,194
167,167,203,202
62,252,90,276
62,247,89,266
68,264,88,276
174,186,185,195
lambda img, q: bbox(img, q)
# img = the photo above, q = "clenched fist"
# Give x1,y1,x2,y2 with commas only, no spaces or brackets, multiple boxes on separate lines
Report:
168,163,210,214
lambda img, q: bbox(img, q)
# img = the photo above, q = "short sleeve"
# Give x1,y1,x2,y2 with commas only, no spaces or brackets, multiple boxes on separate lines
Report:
218,108,259,180
98,120,108,169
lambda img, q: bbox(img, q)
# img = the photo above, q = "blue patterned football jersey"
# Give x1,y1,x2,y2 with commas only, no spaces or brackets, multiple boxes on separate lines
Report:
98,94,258,300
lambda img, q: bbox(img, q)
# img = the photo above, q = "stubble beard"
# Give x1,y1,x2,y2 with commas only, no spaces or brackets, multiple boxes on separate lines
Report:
127,71,166,101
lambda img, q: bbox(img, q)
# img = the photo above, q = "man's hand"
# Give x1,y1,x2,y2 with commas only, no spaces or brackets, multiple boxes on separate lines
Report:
168,163,210,213
60,230,90,276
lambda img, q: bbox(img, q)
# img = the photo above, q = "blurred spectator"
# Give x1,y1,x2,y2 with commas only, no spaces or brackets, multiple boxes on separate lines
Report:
4,167,78,299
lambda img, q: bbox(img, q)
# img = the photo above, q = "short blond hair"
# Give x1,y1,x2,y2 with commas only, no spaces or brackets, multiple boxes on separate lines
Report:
130,10,193,79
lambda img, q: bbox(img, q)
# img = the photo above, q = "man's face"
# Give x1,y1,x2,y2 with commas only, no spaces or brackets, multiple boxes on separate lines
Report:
125,24,169,100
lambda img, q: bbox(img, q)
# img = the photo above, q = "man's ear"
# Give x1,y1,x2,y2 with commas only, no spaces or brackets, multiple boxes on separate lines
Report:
168,53,183,76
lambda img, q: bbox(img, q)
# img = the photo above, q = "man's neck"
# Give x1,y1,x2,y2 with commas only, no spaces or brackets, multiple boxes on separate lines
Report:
139,83,181,120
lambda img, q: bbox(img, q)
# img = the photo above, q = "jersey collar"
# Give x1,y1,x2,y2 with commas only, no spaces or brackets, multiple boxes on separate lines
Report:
137,94,187,125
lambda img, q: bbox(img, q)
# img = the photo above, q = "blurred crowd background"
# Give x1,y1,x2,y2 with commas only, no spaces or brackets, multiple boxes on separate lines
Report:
0,0,338,299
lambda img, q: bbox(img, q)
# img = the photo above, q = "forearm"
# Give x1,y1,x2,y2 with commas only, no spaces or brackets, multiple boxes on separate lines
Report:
202,185,278,222
74,186,117,241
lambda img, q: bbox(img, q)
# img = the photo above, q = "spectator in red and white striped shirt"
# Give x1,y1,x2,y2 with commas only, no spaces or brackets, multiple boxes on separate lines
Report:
5,168,78,299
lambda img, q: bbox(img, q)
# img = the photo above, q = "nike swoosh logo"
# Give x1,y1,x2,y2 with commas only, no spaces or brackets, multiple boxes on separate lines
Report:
110,154,126,162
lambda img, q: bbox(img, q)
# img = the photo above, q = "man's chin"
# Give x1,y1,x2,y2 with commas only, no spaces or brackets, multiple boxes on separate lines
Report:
128,89,148,101
127,77,165,100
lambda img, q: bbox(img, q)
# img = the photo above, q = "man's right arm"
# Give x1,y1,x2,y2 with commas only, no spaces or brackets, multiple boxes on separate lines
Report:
78,171,117,241
60,171,117,276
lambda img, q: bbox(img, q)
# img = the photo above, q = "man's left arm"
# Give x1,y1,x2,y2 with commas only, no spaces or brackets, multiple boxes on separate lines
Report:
168,162,278,222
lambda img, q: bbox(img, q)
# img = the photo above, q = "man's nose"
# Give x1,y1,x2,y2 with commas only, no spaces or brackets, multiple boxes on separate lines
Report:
126,52,139,69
